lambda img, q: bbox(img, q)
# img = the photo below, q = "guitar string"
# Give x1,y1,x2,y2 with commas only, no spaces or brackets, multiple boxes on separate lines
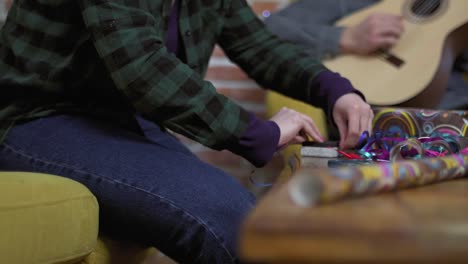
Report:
418,0,442,21
408,0,425,23
415,0,440,20
405,0,442,40
412,0,426,17
410,0,442,23
377,0,441,62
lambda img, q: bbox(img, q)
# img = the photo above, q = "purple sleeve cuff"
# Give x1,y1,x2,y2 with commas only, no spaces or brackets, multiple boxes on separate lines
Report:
309,70,366,124
229,112,280,168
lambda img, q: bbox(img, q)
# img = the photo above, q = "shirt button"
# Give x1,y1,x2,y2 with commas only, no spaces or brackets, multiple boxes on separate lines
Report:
185,30,192,37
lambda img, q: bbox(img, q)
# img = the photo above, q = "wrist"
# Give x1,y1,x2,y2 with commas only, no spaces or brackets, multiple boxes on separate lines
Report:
229,113,280,168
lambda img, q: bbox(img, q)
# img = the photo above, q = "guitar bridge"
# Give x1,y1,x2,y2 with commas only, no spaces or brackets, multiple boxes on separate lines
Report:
379,50,405,68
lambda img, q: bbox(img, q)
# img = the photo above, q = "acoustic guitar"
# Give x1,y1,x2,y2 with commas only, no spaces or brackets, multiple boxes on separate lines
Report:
323,0,468,108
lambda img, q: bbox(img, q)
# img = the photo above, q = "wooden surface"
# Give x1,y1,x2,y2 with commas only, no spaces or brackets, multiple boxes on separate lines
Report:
240,155,468,263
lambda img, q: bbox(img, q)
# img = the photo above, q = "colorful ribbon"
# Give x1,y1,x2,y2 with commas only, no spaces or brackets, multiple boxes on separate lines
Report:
339,131,468,162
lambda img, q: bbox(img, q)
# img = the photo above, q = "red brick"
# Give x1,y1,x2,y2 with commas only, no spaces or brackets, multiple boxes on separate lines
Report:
217,87,266,103
205,65,250,81
211,45,226,57
6,0,13,9
251,2,280,15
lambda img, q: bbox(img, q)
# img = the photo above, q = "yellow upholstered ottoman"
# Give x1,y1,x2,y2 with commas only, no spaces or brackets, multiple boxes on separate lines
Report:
0,172,169,264
0,172,98,263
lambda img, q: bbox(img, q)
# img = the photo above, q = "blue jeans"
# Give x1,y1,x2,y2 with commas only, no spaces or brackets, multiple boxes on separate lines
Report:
0,114,255,264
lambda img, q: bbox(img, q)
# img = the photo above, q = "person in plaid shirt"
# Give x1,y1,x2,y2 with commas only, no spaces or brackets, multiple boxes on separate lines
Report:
0,0,373,262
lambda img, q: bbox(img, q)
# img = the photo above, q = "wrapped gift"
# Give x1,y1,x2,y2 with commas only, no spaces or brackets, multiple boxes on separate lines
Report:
372,107,468,137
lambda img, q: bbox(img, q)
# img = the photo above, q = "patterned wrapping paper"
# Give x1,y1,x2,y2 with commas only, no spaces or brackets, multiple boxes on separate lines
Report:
372,107,468,137
288,154,468,207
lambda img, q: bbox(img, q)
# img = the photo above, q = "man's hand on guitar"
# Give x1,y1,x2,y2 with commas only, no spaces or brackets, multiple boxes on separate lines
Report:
340,13,404,55
332,93,374,150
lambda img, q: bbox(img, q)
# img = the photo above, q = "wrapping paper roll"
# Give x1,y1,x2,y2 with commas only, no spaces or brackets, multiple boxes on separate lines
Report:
289,154,468,207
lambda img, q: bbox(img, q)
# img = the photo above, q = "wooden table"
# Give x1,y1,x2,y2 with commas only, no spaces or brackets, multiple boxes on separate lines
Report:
240,152,468,263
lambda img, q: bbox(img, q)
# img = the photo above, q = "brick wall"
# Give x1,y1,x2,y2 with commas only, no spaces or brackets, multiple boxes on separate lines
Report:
207,0,289,117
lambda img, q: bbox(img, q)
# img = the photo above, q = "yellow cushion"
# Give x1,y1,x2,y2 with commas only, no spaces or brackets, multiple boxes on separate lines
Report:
0,172,99,264
81,238,159,264
266,91,329,139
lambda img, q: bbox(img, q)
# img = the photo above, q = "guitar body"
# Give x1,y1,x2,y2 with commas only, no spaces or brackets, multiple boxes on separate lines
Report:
323,0,468,107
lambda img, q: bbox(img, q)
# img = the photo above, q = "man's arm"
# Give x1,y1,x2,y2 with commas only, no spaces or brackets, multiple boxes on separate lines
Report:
78,0,250,150
263,0,378,59
218,0,373,149
265,0,406,58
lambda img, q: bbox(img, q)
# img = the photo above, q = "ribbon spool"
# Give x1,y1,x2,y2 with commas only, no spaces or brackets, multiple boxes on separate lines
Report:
389,138,424,161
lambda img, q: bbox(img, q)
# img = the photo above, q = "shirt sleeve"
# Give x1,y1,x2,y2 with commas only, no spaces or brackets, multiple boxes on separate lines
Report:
231,113,280,168
78,0,250,150
264,12,344,60
263,0,346,59
311,71,366,121
263,0,377,59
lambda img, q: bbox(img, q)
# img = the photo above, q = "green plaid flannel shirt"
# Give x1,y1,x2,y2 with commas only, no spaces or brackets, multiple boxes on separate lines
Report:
0,0,325,149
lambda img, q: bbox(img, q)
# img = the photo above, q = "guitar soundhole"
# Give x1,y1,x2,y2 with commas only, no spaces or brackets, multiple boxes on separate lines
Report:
404,0,448,23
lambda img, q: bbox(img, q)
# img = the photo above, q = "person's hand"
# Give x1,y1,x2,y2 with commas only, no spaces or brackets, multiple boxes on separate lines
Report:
332,93,373,149
269,107,324,147
340,13,404,55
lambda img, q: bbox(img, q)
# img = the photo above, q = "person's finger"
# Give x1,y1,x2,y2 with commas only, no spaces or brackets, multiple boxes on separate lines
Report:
334,115,347,149
380,24,404,38
370,14,404,39
368,110,374,135
293,134,307,144
381,14,403,25
288,111,323,142
299,114,324,142
298,130,309,142
343,110,360,149
360,108,371,137
357,108,374,147
300,123,323,143
367,120,373,138
375,35,399,50
394,19,405,35
271,108,325,146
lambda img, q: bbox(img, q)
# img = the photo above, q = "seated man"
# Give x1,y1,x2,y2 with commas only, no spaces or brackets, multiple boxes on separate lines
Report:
0,0,373,263
265,0,468,110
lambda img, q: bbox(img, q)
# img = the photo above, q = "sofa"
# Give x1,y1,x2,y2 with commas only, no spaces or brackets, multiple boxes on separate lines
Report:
0,171,171,264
